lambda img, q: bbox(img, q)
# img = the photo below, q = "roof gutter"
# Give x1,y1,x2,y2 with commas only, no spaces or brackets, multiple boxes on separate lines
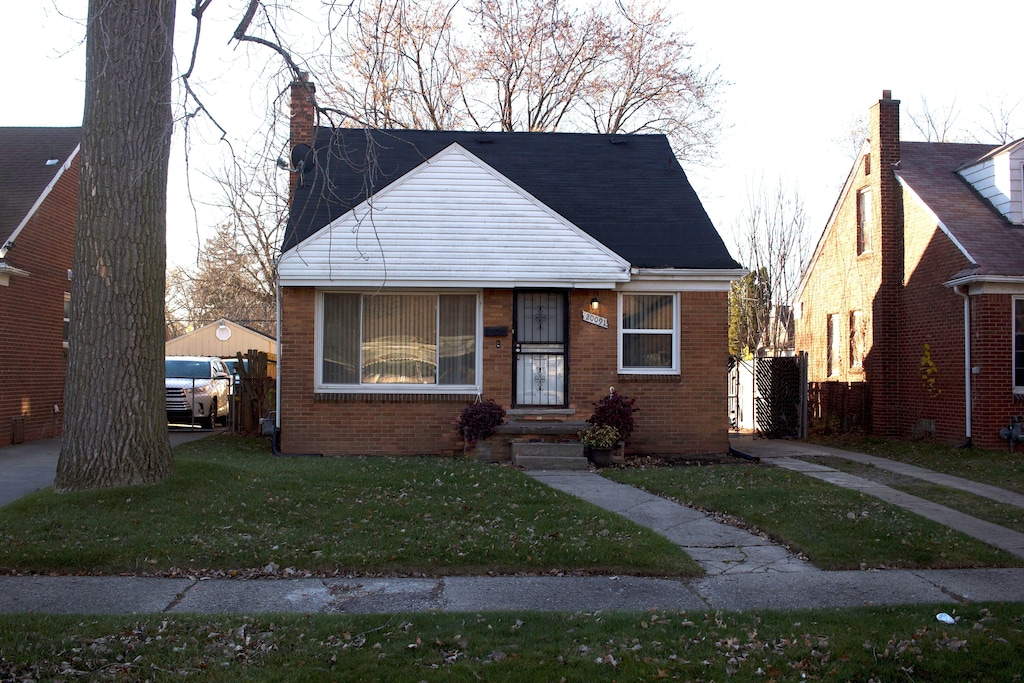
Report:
0,261,30,287
0,144,80,260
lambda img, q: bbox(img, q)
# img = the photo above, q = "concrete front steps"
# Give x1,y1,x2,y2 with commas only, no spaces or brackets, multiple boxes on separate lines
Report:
474,412,592,469
511,441,588,470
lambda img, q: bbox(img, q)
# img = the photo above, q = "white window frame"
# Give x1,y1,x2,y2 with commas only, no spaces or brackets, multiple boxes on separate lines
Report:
857,188,872,255
827,313,841,377
63,292,71,349
849,310,865,369
1014,298,1024,394
315,289,483,394
617,291,680,374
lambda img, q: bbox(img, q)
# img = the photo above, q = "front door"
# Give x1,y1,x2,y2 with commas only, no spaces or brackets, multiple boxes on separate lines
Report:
513,290,568,407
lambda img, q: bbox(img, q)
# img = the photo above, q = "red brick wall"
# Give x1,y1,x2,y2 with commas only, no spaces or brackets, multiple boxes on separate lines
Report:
970,293,1023,449
794,132,882,388
279,286,731,456
898,197,972,443
869,93,904,435
0,157,79,447
795,92,988,445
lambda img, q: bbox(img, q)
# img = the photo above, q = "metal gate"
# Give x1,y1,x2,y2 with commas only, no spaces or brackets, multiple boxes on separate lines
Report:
513,290,568,407
754,352,808,439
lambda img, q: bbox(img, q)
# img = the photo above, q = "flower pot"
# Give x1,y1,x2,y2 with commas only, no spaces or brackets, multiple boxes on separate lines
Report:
587,447,614,468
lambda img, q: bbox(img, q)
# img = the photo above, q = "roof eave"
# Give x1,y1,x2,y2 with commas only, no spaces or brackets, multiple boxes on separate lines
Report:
0,261,31,286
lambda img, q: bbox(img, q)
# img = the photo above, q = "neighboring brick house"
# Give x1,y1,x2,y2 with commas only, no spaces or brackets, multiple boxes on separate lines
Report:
0,127,81,447
275,79,744,457
794,91,1024,448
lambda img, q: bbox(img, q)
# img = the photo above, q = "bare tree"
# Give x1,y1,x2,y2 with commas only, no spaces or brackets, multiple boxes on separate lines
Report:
586,0,723,162
332,0,467,129
731,177,809,355
833,113,869,163
908,95,962,143
56,0,176,491
977,94,1022,144
165,265,201,339
321,0,723,160
165,159,283,337
465,0,610,132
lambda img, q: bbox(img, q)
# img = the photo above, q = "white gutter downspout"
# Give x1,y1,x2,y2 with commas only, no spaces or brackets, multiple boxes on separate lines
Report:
954,285,972,446
275,277,282,430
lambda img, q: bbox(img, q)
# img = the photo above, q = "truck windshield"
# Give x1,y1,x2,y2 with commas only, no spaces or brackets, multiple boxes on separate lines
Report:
165,360,210,379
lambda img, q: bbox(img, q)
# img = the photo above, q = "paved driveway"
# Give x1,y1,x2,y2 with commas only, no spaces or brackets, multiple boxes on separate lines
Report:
0,429,220,508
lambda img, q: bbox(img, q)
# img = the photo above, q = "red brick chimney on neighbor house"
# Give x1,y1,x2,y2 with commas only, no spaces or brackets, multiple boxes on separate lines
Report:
867,90,904,436
288,72,317,202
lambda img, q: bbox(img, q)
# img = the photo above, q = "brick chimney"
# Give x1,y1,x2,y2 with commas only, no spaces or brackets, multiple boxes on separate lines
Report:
288,72,316,202
868,90,904,436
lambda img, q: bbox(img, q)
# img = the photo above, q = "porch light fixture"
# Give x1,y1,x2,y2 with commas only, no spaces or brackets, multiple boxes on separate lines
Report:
590,297,600,311
216,322,231,341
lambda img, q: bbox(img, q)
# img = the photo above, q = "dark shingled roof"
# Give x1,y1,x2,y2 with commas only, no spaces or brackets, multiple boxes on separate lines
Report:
896,141,1024,279
0,127,81,242
283,128,740,270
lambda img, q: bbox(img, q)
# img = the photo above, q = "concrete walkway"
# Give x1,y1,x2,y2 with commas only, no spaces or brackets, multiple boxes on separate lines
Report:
2,433,1024,614
731,435,1024,559
527,471,817,575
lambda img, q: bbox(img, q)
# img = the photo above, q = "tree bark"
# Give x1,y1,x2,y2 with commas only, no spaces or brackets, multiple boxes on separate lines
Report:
56,0,177,491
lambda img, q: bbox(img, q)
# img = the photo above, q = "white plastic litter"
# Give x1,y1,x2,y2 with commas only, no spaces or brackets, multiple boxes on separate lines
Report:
936,612,955,624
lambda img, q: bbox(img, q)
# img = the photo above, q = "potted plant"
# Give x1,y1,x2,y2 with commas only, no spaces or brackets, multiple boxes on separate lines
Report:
587,391,637,444
456,399,506,456
578,424,620,467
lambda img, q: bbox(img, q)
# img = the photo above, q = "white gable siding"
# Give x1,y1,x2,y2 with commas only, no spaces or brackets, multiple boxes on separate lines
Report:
278,144,631,288
959,143,1024,225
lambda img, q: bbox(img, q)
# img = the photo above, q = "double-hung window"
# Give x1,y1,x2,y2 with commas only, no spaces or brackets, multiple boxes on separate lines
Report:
1014,299,1024,393
618,293,679,373
857,188,872,255
318,291,480,392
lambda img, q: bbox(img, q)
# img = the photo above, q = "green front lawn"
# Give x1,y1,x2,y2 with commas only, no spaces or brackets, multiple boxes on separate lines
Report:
0,436,698,577
809,435,1024,495
606,462,1024,570
3,603,1022,681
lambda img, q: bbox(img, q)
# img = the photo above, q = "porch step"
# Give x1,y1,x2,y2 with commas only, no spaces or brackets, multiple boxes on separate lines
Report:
497,420,589,436
511,441,588,470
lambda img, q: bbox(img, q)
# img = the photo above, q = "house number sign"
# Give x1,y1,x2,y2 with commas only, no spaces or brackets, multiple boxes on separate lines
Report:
582,311,608,328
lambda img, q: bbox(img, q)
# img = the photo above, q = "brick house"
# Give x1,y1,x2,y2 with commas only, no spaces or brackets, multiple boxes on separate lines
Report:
0,127,81,447
794,91,1024,448
275,80,744,457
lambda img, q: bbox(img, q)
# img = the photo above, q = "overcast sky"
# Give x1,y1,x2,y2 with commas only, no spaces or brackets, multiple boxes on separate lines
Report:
3,1,1022,269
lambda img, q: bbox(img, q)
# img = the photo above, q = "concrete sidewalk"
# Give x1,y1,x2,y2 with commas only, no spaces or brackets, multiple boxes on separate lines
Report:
2,568,1022,615
731,435,1024,559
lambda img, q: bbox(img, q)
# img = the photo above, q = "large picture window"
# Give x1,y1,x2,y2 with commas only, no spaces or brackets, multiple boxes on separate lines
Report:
319,291,479,391
618,293,678,373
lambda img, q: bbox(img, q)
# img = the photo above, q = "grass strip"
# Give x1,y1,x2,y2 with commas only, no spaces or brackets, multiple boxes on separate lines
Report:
2,603,1021,681
797,455,1024,535
606,463,1023,570
809,435,1024,496
0,436,698,577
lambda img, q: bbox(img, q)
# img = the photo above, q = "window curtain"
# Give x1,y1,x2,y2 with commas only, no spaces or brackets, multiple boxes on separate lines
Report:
362,295,437,384
322,293,360,384
439,295,476,385
322,292,477,386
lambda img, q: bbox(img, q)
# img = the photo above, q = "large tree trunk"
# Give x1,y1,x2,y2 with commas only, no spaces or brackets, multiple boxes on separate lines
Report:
55,0,177,491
